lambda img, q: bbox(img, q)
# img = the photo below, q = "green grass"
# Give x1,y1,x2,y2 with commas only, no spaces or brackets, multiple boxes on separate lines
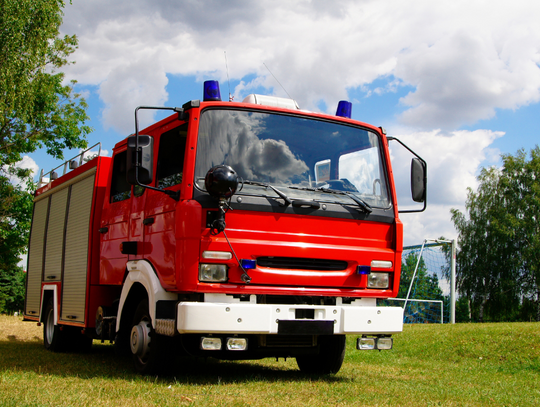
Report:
1,315,539,406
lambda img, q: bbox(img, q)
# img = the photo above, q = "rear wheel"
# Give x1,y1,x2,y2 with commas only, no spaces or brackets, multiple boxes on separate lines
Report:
296,335,346,375
43,298,93,352
43,298,66,352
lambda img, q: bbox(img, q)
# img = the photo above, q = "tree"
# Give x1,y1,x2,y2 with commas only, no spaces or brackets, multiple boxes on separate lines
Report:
499,148,540,320
399,252,444,299
0,167,34,313
0,0,90,312
451,147,540,322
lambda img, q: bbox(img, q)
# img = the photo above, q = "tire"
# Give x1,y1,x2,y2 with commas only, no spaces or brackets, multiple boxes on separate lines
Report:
296,335,346,375
130,300,169,375
43,298,93,352
114,330,131,357
43,298,66,352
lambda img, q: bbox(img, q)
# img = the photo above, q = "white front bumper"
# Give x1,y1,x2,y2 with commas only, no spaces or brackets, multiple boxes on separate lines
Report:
176,301,404,335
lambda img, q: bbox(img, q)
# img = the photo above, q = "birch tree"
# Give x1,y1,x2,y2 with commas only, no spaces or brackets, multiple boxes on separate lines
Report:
451,147,540,321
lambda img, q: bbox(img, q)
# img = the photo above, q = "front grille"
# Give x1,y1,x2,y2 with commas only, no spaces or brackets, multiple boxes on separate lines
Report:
257,256,347,271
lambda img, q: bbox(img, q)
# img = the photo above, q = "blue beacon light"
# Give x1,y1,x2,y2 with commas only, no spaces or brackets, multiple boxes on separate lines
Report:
357,265,371,275
336,100,352,118
203,80,221,101
241,259,257,270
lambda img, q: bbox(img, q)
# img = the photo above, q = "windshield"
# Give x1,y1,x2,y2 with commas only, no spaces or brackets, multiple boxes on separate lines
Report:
194,109,390,208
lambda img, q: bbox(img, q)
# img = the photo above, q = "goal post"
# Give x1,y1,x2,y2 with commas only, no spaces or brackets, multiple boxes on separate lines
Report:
382,239,456,324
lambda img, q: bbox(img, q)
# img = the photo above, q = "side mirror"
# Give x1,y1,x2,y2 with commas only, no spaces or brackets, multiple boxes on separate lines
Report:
127,135,154,185
411,157,426,202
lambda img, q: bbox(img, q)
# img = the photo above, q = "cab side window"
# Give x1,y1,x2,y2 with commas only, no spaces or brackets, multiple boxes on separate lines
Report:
157,123,187,189
110,151,131,203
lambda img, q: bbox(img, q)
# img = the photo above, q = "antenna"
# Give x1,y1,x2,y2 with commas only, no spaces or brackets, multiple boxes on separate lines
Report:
224,51,233,102
263,62,293,100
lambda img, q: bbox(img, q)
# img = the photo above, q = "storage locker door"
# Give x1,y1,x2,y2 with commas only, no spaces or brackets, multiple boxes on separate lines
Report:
61,175,95,322
43,187,69,281
25,197,49,317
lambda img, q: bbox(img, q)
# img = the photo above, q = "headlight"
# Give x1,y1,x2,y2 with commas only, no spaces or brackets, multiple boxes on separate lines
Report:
199,264,228,282
367,272,389,289
376,337,393,350
201,337,222,350
226,337,248,351
357,337,393,350
357,337,376,350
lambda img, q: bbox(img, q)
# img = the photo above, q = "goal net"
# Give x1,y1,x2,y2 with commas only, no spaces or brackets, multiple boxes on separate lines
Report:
380,239,455,324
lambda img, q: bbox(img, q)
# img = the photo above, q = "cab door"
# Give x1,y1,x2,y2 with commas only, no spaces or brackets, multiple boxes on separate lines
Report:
99,149,130,285
142,123,188,290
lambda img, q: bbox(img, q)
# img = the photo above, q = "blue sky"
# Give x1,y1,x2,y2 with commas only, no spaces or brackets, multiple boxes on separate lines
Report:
21,0,540,246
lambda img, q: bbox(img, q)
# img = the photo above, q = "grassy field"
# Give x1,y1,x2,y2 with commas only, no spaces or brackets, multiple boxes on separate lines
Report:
0,315,538,406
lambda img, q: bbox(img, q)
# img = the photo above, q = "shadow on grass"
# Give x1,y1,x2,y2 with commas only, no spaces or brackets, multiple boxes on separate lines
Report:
0,338,348,385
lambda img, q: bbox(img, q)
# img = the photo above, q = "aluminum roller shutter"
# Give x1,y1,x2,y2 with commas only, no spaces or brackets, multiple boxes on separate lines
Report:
61,174,95,323
25,197,49,317
43,187,69,281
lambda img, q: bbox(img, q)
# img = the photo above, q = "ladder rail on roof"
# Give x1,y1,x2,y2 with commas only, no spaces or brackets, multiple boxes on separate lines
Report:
38,142,102,188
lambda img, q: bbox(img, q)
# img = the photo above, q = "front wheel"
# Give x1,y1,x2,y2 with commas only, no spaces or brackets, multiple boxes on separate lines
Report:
130,300,169,375
296,335,346,375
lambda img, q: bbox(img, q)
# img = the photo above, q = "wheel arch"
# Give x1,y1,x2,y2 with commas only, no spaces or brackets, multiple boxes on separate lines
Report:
39,285,58,324
116,260,178,333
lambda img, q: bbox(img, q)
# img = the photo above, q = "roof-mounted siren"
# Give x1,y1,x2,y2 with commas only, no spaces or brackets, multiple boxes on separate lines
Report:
336,100,352,118
203,80,221,101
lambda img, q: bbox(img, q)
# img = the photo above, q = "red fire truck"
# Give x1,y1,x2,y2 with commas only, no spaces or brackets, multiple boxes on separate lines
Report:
24,81,426,375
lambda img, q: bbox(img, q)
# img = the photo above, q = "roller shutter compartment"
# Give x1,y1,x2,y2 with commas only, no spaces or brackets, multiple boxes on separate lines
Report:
61,175,95,323
43,187,69,282
25,198,50,317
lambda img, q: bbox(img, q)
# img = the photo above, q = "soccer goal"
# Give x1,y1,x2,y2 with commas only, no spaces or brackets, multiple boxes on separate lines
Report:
382,239,456,324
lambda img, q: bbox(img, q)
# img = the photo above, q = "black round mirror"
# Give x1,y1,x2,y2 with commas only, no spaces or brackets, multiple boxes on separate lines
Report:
205,165,238,199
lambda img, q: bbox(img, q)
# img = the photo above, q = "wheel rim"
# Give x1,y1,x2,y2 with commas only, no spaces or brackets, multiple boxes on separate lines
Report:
130,318,152,362
46,307,54,345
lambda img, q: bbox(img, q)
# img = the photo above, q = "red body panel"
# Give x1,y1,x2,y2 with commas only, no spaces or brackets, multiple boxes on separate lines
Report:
197,210,397,294
96,101,404,299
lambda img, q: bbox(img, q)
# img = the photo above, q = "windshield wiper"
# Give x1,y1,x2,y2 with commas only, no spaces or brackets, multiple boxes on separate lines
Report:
242,180,292,206
289,186,372,213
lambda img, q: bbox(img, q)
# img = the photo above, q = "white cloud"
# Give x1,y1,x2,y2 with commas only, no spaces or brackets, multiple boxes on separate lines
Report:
61,0,540,133
388,129,503,245
396,29,540,129
80,147,109,162
99,57,169,133
56,0,537,246
3,156,39,188
16,155,39,176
